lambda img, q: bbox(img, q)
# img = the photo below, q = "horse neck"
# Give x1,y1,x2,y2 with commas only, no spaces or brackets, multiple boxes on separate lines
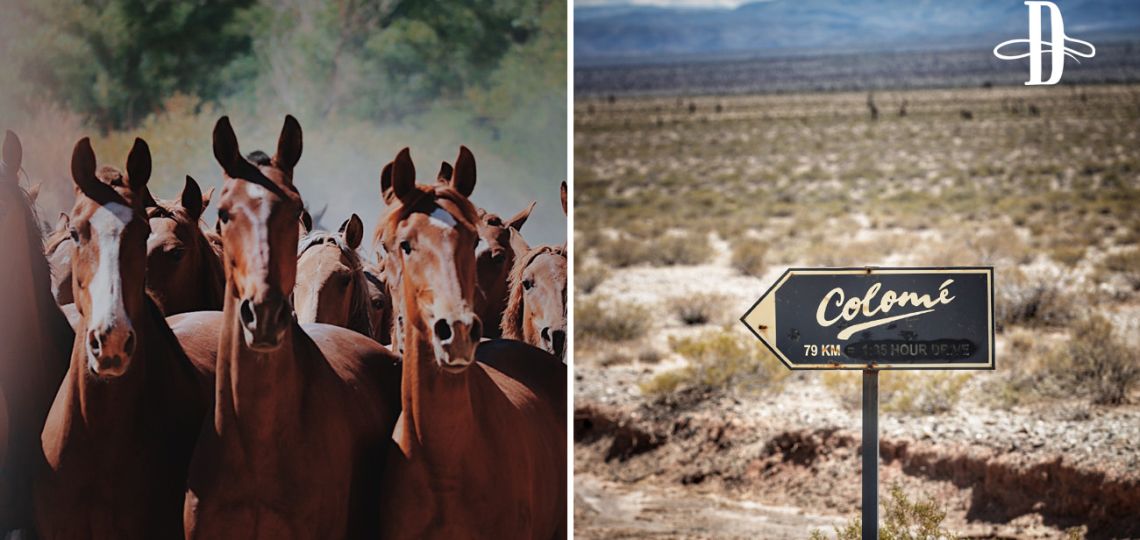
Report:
401,325,478,474
214,283,305,441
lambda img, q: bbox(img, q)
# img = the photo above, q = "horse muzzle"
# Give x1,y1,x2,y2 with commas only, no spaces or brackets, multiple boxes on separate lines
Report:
239,293,291,352
432,315,482,373
86,323,136,378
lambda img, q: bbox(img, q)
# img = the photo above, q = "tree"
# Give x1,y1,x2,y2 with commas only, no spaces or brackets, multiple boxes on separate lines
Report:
19,0,256,131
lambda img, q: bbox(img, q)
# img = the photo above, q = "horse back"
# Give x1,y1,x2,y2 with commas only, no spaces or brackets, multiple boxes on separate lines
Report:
475,339,566,420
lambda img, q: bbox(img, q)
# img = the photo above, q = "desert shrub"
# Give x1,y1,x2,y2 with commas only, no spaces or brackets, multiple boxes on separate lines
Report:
574,298,651,343
822,371,971,414
640,328,788,395
668,293,728,326
995,267,1075,330
576,262,610,294
811,484,959,540
1042,315,1140,405
968,225,1032,265
593,235,649,268
1100,249,1140,290
731,239,768,277
1048,245,1086,267
643,232,713,266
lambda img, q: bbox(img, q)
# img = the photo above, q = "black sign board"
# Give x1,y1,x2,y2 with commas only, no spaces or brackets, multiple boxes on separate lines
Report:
740,267,994,370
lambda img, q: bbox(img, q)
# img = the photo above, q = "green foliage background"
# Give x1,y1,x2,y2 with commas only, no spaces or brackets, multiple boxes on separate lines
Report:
0,0,567,246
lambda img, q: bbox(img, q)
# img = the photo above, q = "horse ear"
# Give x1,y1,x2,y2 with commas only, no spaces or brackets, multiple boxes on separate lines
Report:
70,137,100,194
27,182,41,204
380,161,396,205
125,138,151,193
1,130,22,182
213,116,245,179
181,175,204,220
509,227,530,256
299,208,313,234
507,201,536,231
56,212,70,232
436,161,453,183
201,186,215,213
341,214,364,250
560,181,567,216
449,146,476,197
391,148,417,204
275,114,303,176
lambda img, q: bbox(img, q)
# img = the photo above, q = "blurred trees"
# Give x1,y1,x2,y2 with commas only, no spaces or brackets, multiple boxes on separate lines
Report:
7,0,566,135
19,0,257,131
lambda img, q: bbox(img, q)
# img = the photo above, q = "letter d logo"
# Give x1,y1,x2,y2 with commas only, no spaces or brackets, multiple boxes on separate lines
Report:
993,1,1095,86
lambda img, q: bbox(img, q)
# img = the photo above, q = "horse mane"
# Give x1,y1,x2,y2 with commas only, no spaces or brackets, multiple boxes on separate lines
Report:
298,230,373,338
501,244,567,340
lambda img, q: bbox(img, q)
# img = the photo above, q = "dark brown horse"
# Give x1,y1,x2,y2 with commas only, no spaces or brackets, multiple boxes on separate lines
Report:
294,214,377,341
34,138,208,539
376,146,566,539
363,260,393,346
145,175,224,315
501,230,567,360
474,202,534,339
177,116,401,539
0,130,73,535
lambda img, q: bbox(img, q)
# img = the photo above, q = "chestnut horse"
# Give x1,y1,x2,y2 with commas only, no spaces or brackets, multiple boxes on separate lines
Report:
34,138,208,539
178,116,401,539
294,214,377,341
501,231,567,360
376,146,566,539
474,202,534,339
0,130,73,535
145,175,224,315
363,260,393,346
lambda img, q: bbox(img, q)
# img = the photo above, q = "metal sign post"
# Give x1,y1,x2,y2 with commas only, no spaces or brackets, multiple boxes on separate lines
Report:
740,267,995,538
863,369,878,540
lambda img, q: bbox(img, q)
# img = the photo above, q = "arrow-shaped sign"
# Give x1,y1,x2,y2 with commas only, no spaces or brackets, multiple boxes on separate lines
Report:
740,267,995,370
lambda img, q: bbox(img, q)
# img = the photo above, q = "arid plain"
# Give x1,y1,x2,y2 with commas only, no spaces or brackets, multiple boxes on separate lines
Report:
573,85,1140,539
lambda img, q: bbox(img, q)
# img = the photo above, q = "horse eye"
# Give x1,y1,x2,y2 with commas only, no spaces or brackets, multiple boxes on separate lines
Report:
69,227,79,242
371,299,384,310
217,208,230,224
400,240,412,255
169,248,186,261
523,279,534,290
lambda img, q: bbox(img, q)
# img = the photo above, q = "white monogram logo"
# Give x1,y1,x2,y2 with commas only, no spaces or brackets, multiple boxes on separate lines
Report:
993,1,1095,86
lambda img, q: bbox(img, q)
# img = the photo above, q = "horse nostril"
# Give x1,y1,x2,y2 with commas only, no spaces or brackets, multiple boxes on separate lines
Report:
541,327,551,342
471,319,483,342
87,330,103,357
123,331,137,357
434,319,452,341
239,299,256,327
552,330,566,352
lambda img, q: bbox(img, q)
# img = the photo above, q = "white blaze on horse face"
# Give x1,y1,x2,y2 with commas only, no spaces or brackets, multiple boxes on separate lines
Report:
475,237,489,258
88,202,135,341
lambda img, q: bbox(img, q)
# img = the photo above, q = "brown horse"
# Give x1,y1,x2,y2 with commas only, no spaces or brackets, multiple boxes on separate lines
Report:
34,138,208,539
474,202,535,339
45,213,75,305
0,130,73,535
501,230,567,360
178,116,401,539
376,146,566,539
294,214,376,341
145,175,224,315
363,260,393,346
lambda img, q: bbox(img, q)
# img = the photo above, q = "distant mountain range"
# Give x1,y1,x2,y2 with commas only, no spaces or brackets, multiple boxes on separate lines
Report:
576,0,1140,64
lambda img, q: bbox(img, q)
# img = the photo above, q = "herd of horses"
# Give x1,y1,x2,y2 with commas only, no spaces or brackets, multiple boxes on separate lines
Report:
0,115,567,539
